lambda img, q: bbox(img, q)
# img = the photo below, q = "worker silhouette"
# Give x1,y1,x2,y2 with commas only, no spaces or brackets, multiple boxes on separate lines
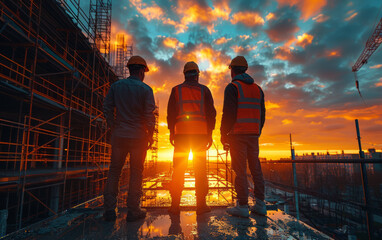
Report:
103,56,155,222
167,61,216,215
221,56,266,218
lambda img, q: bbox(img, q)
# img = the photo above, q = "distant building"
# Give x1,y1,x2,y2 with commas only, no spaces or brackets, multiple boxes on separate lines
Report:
295,149,381,160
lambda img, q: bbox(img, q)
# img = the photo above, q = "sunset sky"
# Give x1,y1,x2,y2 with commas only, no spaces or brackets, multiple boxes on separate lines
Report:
103,0,382,160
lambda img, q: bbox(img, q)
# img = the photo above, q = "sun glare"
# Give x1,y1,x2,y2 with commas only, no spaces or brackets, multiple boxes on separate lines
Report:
188,150,193,161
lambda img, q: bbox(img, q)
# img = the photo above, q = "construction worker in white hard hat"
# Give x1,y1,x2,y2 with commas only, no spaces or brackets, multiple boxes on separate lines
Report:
221,56,266,218
103,55,155,222
167,61,216,215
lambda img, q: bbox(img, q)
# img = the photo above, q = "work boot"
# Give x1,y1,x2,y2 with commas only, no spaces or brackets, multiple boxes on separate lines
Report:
250,198,267,216
126,208,147,222
226,201,249,218
196,197,211,215
103,209,117,222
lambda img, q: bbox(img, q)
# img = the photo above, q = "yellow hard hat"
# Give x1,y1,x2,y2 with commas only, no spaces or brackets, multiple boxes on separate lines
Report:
126,55,149,72
229,56,248,69
183,61,200,73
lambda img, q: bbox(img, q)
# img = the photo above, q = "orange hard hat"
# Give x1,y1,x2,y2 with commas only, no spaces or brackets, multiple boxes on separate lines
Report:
183,61,200,73
126,55,149,72
229,56,248,69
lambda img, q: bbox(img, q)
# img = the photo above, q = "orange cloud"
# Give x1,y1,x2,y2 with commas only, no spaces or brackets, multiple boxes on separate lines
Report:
130,0,164,21
376,78,382,87
175,0,231,34
130,0,183,32
295,33,314,48
230,11,265,27
266,12,275,21
282,119,293,125
240,35,250,40
345,12,358,21
215,37,232,45
277,0,327,21
370,64,382,69
312,13,329,22
231,45,245,53
211,0,231,20
152,82,167,94
163,37,184,49
265,101,281,110
274,46,292,61
325,50,341,58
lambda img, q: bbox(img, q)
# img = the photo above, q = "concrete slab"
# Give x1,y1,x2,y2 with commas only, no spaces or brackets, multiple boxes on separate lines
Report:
3,208,331,239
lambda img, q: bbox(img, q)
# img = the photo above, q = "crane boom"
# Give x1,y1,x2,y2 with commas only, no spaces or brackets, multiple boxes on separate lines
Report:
352,17,382,72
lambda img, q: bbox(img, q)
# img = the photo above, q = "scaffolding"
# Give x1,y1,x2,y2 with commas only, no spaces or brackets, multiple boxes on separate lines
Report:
0,0,121,234
89,0,112,62
113,34,133,79
149,103,159,168
140,143,235,208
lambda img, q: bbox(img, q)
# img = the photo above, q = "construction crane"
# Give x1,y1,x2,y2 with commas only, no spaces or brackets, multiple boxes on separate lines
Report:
352,17,382,98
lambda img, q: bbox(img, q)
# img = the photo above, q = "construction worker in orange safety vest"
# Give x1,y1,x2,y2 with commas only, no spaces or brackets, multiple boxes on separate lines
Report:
167,61,216,215
221,56,266,218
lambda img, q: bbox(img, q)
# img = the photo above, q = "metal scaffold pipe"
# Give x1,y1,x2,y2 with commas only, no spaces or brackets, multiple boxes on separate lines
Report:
355,119,374,240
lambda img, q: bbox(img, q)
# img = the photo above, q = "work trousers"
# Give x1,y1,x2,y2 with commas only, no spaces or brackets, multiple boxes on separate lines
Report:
170,135,208,202
229,135,264,205
103,136,147,212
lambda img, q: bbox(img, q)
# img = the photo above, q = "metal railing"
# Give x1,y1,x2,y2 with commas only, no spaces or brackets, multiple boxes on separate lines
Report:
261,158,382,239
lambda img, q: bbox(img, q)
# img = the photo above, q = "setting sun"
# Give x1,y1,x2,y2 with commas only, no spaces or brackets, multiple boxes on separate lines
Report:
188,150,193,161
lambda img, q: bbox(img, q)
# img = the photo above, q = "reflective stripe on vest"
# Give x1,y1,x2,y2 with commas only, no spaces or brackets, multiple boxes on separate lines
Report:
232,80,262,135
174,84,207,135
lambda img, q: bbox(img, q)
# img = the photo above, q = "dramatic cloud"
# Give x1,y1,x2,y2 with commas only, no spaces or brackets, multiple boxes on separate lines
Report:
215,37,232,45
174,0,231,33
265,7,300,43
108,0,382,159
273,46,306,64
230,11,265,27
295,33,314,48
277,0,328,21
312,13,329,22
162,37,185,49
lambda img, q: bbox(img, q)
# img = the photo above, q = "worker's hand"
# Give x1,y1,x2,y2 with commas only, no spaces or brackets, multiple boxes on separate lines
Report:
206,135,213,150
169,132,175,146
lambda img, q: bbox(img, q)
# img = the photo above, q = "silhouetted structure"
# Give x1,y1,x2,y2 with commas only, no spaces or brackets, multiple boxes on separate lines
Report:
0,0,122,234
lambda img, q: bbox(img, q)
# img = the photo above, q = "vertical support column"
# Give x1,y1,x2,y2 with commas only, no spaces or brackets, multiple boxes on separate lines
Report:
18,0,43,229
50,116,64,215
290,133,300,220
355,119,373,239
0,209,7,237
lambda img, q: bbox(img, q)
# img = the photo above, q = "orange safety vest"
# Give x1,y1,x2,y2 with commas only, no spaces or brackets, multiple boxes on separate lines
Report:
174,84,207,135
232,80,262,135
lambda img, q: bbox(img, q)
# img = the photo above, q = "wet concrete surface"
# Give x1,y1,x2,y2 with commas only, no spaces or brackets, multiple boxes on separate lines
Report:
4,207,331,239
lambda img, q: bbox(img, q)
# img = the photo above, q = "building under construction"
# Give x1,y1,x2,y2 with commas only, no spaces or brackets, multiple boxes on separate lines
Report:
0,0,235,235
0,0,120,233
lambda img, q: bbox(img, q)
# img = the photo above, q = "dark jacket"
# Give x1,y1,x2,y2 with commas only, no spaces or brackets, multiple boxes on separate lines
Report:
220,73,265,136
103,76,155,139
167,79,216,135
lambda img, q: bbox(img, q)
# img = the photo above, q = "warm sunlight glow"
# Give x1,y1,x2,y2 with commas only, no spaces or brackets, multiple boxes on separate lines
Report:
296,33,314,48
188,150,193,161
